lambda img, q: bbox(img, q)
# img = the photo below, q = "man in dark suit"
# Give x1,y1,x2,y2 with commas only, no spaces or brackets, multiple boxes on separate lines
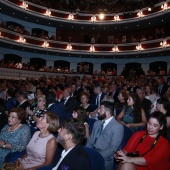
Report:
86,101,124,170
5,88,17,114
108,83,118,103
157,77,168,97
91,85,105,107
17,92,30,110
136,88,152,120
73,80,83,102
52,119,92,170
46,91,66,123
59,88,78,113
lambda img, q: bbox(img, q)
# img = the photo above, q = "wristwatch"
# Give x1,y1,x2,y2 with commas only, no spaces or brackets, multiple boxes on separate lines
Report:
2,142,6,148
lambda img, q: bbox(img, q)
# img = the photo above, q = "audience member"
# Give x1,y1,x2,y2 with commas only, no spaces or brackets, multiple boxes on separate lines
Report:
0,99,7,131
86,101,124,170
52,118,92,170
46,91,66,123
26,96,47,129
0,107,31,169
18,111,59,169
117,93,147,132
17,92,31,110
72,106,89,138
114,111,170,170
136,88,152,120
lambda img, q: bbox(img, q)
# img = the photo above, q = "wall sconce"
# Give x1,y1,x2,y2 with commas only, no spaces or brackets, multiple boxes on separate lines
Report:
90,45,95,52
66,43,72,50
42,41,49,48
68,13,74,20
112,45,119,52
99,13,105,20
137,11,143,18
136,44,143,51
91,15,96,22
18,36,26,43
20,1,28,9
160,40,168,48
114,15,120,21
161,3,168,10
45,9,51,16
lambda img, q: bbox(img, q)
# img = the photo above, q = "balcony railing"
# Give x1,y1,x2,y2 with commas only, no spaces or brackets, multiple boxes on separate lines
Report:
1,0,170,24
0,28,170,56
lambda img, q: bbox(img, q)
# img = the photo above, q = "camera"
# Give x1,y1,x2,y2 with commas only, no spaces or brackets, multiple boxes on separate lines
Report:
127,150,139,157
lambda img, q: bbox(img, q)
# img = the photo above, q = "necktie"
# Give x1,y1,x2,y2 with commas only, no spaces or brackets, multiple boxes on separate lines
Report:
96,95,100,107
94,121,105,143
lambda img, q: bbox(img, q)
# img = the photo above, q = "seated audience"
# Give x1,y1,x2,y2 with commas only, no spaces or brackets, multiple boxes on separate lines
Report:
46,91,66,123
115,90,128,117
86,101,124,170
117,93,147,132
156,98,170,127
26,96,47,129
80,92,94,115
72,106,90,138
0,107,31,169
145,84,158,104
0,99,8,131
18,111,59,169
58,88,78,113
136,88,152,120
5,88,17,114
52,118,92,170
115,111,170,170
17,92,31,110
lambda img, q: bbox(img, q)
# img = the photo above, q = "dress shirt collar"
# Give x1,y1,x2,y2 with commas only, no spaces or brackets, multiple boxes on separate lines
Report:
103,116,113,130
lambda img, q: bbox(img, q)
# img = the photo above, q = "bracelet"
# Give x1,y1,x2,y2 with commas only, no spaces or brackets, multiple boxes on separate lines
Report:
2,142,7,148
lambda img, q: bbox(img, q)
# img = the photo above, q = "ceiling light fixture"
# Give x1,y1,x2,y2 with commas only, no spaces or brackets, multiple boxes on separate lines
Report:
136,44,143,51
42,41,49,48
20,1,28,9
68,13,74,20
112,45,119,53
66,43,72,51
90,45,95,52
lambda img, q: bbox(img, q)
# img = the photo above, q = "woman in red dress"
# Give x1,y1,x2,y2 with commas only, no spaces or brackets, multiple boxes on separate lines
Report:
115,111,170,170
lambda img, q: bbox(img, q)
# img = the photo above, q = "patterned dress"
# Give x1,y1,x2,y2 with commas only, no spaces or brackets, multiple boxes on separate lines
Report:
0,124,31,168
26,107,47,129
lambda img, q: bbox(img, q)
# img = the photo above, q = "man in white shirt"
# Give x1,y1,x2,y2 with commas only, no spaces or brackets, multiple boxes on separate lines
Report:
52,119,92,170
86,101,124,170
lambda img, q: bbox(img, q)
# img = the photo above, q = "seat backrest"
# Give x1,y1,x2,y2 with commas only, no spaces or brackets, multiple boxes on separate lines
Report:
87,118,96,135
84,147,105,170
120,125,133,149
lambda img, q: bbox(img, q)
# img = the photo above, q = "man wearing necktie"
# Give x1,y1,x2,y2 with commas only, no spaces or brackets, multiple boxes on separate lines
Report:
86,101,124,170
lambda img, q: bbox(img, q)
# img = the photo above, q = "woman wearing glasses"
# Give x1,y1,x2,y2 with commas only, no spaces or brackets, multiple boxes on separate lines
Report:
0,107,31,169
114,111,170,170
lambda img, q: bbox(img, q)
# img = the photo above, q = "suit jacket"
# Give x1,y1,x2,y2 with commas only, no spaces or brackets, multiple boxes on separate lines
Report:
90,93,105,106
73,87,83,102
5,98,17,111
56,144,92,170
63,97,79,113
86,117,124,170
48,102,66,123
18,100,30,110
157,84,168,97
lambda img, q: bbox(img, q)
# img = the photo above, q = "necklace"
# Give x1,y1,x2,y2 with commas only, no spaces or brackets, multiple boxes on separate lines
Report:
8,124,21,132
34,133,51,142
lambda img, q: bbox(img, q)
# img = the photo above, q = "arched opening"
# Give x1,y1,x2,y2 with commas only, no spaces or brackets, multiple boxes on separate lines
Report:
4,54,22,64
121,62,142,78
30,58,46,70
54,60,70,70
77,62,93,74
149,61,167,74
32,28,48,38
101,63,117,75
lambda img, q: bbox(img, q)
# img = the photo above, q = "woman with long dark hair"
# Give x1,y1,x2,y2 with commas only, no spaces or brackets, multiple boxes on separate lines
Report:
117,93,147,132
115,111,170,170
